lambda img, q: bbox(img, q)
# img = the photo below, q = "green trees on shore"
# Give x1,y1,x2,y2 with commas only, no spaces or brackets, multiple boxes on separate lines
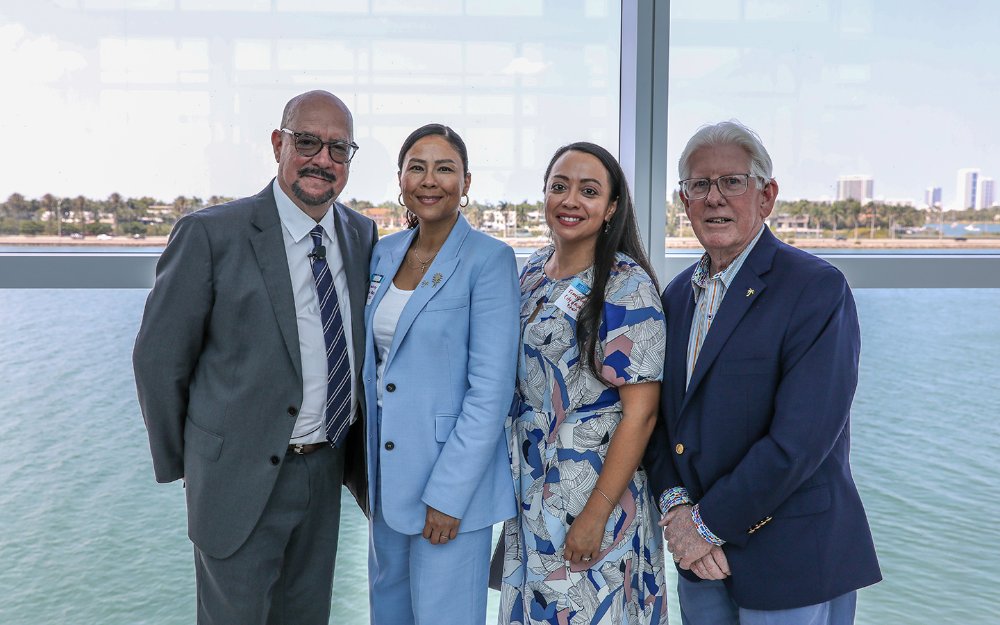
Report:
2,191,998,238
0,193,234,237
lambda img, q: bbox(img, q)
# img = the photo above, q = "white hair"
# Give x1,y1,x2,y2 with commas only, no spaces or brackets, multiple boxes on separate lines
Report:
678,120,773,189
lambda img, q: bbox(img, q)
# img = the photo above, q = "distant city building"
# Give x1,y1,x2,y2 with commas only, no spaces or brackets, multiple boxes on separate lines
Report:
837,175,874,203
767,213,810,233
975,177,995,209
925,186,942,209
956,168,980,209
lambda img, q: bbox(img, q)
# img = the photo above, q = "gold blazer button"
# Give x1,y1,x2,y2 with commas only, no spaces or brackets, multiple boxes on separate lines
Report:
675,443,684,455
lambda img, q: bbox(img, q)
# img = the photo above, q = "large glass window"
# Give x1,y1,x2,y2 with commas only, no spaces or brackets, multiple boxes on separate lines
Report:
666,0,1000,252
0,2,620,244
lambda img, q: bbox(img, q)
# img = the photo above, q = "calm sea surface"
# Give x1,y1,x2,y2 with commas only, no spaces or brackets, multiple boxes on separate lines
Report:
1,287,998,624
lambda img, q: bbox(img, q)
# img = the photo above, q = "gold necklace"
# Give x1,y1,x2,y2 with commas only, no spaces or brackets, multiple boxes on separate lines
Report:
406,247,439,273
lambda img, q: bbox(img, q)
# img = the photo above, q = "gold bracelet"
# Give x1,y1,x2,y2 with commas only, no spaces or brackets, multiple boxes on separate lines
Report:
593,486,616,508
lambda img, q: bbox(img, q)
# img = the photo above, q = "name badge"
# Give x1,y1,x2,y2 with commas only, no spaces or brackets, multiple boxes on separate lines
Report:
367,274,383,305
553,277,590,320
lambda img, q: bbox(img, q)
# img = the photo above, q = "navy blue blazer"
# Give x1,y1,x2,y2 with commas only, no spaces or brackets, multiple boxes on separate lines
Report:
645,227,881,610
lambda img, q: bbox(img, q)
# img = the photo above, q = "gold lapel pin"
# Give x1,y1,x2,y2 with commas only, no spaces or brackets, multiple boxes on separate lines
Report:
432,272,443,287
746,288,755,297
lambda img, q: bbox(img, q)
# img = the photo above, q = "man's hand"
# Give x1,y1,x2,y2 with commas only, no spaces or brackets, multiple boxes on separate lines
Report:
422,506,460,545
690,546,730,580
660,504,713,569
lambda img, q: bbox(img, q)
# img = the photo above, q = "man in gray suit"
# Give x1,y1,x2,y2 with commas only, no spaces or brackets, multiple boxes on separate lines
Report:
133,90,376,625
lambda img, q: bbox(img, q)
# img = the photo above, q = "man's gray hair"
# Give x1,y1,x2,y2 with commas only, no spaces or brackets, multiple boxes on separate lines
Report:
678,120,773,189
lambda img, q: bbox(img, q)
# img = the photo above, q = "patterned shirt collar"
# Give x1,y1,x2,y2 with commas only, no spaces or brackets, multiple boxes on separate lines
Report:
690,224,767,301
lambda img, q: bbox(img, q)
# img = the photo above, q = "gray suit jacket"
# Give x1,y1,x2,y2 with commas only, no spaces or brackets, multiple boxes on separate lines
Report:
133,181,376,558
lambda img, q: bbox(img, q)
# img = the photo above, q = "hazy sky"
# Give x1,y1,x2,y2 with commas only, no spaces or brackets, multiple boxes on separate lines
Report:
2,0,998,209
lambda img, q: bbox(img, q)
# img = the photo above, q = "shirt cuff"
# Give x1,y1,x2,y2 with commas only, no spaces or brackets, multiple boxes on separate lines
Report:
692,503,725,546
658,487,692,515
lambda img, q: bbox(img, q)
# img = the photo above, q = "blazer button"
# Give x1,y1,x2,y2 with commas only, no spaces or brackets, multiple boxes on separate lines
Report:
270,455,281,465
287,406,298,417
675,443,685,455
386,383,396,392
384,441,395,451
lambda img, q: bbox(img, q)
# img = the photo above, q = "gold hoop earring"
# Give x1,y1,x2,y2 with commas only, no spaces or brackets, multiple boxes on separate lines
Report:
460,194,469,208
398,193,405,206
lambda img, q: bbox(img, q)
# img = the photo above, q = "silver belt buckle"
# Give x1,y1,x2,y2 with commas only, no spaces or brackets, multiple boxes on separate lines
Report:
292,443,305,455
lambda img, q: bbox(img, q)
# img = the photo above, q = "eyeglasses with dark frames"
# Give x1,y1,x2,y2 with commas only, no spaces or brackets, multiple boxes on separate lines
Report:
280,128,359,164
679,173,764,200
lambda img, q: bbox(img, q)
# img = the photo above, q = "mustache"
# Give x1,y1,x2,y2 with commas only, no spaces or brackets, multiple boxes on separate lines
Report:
297,167,337,182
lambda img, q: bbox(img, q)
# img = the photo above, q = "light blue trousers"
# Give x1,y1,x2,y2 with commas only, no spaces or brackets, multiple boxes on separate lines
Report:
368,504,492,625
678,577,858,625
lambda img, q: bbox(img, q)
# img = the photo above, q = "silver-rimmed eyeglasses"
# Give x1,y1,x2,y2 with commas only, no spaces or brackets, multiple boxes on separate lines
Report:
280,128,359,164
679,173,760,200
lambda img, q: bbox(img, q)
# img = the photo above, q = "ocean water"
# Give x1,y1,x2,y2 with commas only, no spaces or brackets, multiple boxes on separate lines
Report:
1,287,998,624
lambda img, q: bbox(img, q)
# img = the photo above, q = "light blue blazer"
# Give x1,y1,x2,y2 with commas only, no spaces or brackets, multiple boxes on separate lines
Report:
363,213,519,535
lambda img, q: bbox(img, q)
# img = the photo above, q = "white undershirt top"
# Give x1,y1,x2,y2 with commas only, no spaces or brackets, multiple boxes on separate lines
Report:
272,179,357,444
372,281,414,408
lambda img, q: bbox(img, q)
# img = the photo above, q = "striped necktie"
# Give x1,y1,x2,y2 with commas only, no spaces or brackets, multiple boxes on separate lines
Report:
309,225,352,447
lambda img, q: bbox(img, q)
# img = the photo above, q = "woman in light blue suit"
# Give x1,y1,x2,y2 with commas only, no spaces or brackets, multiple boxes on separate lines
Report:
363,124,520,624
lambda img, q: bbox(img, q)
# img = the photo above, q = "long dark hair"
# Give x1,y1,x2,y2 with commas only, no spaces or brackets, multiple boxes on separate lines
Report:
543,142,658,381
397,123,469,229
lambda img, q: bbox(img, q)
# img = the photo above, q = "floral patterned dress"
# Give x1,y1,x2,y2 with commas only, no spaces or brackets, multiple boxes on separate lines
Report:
498,247,669,625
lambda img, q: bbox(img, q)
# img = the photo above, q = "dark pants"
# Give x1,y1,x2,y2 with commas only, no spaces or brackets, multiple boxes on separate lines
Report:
194,445,345,625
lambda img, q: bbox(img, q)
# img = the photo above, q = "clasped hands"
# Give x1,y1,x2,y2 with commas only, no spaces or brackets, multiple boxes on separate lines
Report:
422,506,460,545
660,505,731,580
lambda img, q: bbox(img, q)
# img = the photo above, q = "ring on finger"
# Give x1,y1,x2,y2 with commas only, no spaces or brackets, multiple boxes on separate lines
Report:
582,556,592,562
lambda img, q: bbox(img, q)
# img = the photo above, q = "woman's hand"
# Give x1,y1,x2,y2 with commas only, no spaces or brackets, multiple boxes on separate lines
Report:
564,507,606,565
422,506,461,545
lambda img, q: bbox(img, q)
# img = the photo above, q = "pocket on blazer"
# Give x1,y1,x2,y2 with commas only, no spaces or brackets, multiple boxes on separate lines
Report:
184,418,224,461
773,483,831,518
434,414,459,442
425,295,469,311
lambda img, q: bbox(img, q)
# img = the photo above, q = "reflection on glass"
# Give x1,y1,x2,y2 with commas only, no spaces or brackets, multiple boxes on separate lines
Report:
0,2,620,248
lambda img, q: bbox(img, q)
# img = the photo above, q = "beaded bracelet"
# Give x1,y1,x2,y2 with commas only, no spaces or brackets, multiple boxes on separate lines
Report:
691,503,725,546
658,487,692,515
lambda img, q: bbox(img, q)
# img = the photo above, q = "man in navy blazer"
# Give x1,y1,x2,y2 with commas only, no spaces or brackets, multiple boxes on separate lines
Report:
644,121,880,624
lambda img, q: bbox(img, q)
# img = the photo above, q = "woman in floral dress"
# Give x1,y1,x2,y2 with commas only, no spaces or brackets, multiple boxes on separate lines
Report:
499,142,668,625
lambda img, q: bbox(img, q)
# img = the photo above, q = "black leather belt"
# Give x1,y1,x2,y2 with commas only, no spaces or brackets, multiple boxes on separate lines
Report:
287,443,327,455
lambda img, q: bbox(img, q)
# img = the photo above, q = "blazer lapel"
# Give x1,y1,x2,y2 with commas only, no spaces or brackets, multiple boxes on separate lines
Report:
383,214,471,372
667,282,696,430
680,231,777,413
331,202,367,375
248,184,302,380
365,229,413,330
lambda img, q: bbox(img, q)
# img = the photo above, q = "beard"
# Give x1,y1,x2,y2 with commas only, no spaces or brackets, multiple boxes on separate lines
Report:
291,181,336,207
291,167,338,206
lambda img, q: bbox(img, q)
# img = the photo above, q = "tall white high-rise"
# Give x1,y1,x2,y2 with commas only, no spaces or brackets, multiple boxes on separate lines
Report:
837,175,874,203
975,177,995,209
956,168,980,209
924,186,942,209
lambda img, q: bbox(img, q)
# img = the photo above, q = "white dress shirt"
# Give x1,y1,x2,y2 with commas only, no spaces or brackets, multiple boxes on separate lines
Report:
273,180,357,444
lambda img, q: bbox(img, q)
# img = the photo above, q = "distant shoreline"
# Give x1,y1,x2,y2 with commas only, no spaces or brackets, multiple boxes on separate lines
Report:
2,234,1000,250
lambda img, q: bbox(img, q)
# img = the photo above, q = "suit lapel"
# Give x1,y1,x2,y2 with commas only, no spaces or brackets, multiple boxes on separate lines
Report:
331,202,367,375
680,230,777,413
365,229,413,330
667,282,696,430
248,183,302,380
383,214,471,372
